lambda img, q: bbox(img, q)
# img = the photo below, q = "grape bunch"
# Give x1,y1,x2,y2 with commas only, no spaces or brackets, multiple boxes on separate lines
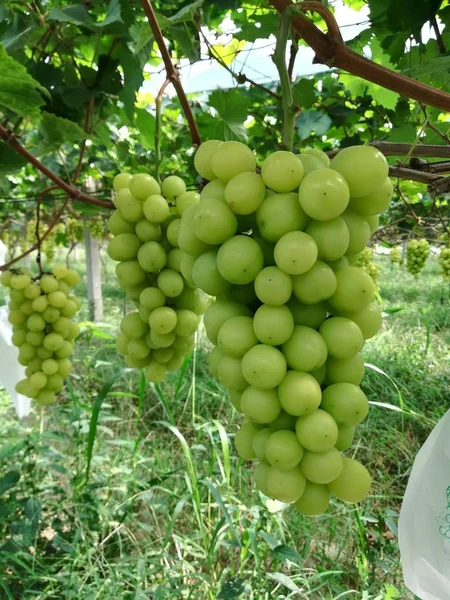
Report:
439,246,450,280
184,139,391,514
0,266,81,405
406,239,430,276
390,246,402,266
351,247,380,285
107,172,207,382
85,216,108,240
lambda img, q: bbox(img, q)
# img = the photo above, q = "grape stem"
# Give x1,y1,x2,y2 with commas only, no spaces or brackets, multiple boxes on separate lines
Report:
141,0,201,147
268,0,450,111
272,6,298,150
155,79,170,185
0,125,113,209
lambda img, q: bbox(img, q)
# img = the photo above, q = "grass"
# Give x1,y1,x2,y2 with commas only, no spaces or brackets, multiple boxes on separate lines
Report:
0,253,449,599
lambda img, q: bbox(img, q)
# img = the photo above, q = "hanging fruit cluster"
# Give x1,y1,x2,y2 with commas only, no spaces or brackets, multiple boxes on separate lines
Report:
107,173,207,381
390,246,402,266
439,246,450,280
178,139,392,514
406,239,430,276
351,247,380,285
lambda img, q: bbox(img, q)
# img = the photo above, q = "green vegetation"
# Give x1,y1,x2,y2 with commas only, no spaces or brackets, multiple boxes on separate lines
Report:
0,255,448,599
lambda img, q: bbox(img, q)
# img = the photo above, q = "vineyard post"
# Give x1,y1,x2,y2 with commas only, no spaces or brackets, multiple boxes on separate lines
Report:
84,224,103,322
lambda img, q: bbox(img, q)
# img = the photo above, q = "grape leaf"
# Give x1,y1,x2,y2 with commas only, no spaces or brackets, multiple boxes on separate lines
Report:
403,56,450,79
94,0,123,29
119,41,144,119
0,144,28,174
135,108,156,149
38,112,86,155
0,44,46,118
296,110,332,140
292,78,316,109
208,89,250,141
48,4,93,26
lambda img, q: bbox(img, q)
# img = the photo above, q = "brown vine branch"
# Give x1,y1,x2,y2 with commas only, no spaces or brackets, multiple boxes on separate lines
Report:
368,141,450,158
141,0,201,147
0,196,70,271
0,125,113,209
268,0,450,111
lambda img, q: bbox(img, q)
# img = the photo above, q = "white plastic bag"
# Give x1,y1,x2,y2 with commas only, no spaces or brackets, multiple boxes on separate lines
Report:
398,409,450,600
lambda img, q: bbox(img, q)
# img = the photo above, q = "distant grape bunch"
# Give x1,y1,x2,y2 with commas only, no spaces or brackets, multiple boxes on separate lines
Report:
183,139,392,514
406,239,430,276
390,246,402,266
1,266,81,405
107,173,207,382
351,247,380,285
439,246,450,280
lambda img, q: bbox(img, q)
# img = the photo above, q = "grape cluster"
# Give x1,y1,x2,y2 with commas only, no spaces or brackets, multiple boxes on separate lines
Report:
390,246,402,266
85,216,108,240
351,247,380,285
107,173,207,382
24,219,65,260
0,266,81,405
185,140,391,514
439,247,450,280
406,239,430,276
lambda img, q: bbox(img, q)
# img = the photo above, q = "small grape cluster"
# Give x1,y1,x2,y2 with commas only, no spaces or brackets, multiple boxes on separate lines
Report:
352,247,380,285
406,239,430,276
24,219,65,260
107,173,207,382
85,216,108,240
390,246,402,266
183,139,392,514
0,266,81,405
439,247,450,280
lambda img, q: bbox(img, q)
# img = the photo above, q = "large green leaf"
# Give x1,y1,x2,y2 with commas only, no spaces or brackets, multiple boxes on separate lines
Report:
119,41,145,119
48,4,93,26
0,44,46,118
38,112,86,155
135,108,156,149
292,78,316,109
208,89,250,141
403,56,450,79
296,110,332,140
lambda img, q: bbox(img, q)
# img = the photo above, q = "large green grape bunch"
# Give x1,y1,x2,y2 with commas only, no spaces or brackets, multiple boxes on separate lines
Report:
390,246,402,266
439,246,450,280
351,247,380,285
188,139,392,514
107,172,207,382
0,266,81,405
406,239,430,276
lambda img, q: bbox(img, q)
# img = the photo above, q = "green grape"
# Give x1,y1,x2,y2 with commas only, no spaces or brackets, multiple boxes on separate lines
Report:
116,261,147,286
319,317,364,359
295,409,339,452
328,267,375,313
145,361,167,382
217,235,264,284
11,330,27,346
173,310,199,337
349,177,393,216
27,314,46,332
121,312,149,338
162,175,186,199
129,173,161,200
157,269,184,297
191,250,230,296
11,272,31,290
43,332,64,351
26,331,44,347
125,281,148,302
228,387,243,412
282,326,327,372
166,219,181,247
19,343,36,361
128,338,151,359
204,301,251,345
192,199,237,245
218,355,247,389
57,358,72,377
286,298,327,329
254,461,271,495
303,148,330,167
292,261,337,304
178,205,213,256
125,354,151,369
149,306,177,334
337,302,382,340
173,287,205,314
210,141,256,182
140,287,166,310
173,334,195,354
253,304,294,346
234,422,260,460
151,330,176,348
326,353,365,385
261,150,304,193
227,283,258,305
115,189,144,222
178,253,195,288
116,332,129,355
278,371,322,416
47,291,67,308
331,145,389,198
341,210,371,255
298,153,326,175
143,195,170,224
299,169,349,220
176,191,200,215
301,448,343,484
327,457,371,503
224,172,266,214
64,269,80,286
217,315,258,358
24,283,41,300
37,347,52,360
35,390,56,406
335,426,355,451
194,140,222,180
254,266,292,306
241,344,286,389
321,383,369,427
256,192,309,242
266,465,306,503
8,309,27,326
265,430,304,470
241,387,281,424
269,409,297,432
274,231,318,275
252,428,272,461
200,180,226,203
137,241,167,273
153,347,175,364
295,481,330,515
0,270,12,287
310,363,327,385
113,172,132,191
135,219,162,243
367,215,379,235
306,217,350,261
46,374,64,392
107,233,141,262
139,304,151,323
